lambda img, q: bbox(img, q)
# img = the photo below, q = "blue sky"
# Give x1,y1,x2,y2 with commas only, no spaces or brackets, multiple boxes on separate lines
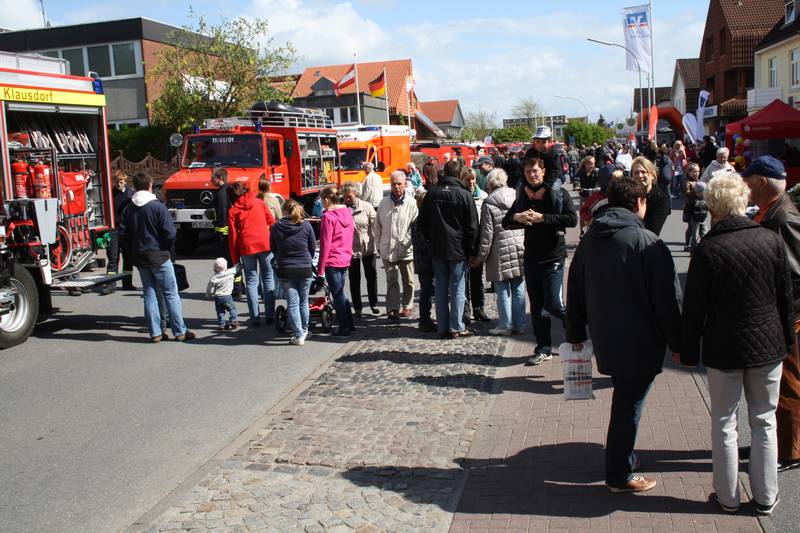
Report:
5,0,710,124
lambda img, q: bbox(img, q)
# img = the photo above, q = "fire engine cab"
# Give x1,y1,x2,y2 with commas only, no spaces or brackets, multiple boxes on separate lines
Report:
337,125,411,187
0,51,118,348
163,102,340,252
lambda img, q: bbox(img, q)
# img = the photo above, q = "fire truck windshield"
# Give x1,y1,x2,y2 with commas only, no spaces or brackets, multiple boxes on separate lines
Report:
182,134,264,168
339,149,368,171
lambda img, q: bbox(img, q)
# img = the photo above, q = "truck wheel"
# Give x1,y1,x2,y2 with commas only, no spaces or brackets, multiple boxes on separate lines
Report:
0,267,39,349
175,227,199,255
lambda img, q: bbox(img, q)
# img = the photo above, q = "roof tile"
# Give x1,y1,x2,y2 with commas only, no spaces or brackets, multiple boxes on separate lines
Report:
676,58,701,89
418,100,459,124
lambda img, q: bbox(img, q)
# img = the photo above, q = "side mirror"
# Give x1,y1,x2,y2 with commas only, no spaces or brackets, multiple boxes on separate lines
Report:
376,161,386,172
284,139,293,158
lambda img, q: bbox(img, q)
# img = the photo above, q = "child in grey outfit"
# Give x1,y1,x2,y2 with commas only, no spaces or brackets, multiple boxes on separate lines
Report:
206,257,239,330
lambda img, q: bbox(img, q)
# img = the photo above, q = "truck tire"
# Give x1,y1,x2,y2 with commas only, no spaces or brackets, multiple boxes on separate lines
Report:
175,227,199,255
0,267,39,349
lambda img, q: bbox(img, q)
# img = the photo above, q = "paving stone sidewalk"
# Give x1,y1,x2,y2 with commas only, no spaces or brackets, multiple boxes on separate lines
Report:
135,318,521,533
450,337,765,532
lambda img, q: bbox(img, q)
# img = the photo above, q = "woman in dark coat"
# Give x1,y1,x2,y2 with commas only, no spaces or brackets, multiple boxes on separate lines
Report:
631,156,670,236
680,173,795,515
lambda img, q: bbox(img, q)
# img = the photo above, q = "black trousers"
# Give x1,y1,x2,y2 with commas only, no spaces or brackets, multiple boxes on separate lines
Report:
348,254,378,311
463,262,485,317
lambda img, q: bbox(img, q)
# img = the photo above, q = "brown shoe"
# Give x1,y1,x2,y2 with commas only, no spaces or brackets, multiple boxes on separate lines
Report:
401,307,413,318
175,330,196,342
607,475,657,493
151,333,169,343
387,310,399,320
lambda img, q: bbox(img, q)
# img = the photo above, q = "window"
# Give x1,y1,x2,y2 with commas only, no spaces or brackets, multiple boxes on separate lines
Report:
705,37,714,61
61,48,85,76
266,139,281,166
325,108,334,121
350,106,358,123
793,49,800,87
787,1,796,24
87,45,111,77
769,57,778,88
112,43,136,76
39,50,59,58
337,107,349,123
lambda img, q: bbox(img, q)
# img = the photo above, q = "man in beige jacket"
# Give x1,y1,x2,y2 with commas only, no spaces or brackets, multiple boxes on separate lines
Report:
375,171,418,319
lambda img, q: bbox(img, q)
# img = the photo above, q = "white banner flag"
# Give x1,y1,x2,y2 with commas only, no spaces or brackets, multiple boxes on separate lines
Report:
695,90,711,140
622,4,652,74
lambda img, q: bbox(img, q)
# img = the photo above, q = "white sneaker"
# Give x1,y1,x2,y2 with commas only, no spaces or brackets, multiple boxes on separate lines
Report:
289,335,305,346
303,330,312,341
488,328,511,336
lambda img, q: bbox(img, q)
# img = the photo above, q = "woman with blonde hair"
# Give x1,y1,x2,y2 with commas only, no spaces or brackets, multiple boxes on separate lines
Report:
630,156,671,235
681,173,795,515
270,199,316,345
670,140,688,198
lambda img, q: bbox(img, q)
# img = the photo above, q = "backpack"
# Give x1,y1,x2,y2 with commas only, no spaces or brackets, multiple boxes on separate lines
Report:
659,156,673,182
691,199,708,222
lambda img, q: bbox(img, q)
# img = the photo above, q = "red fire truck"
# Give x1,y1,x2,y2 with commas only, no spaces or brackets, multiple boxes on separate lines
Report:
0,51,119,348
162,102,340,252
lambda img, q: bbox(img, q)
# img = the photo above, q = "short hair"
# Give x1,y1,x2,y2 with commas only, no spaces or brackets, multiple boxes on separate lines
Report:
258,178,271,194
766,177,787,194
389,170,406,184
631,156,657,178
486,168,508,190
319,186,341,204
363,162,374,171
132,172,152,191
443,159,462,177
114,169,128,181
460,167,476,181
607,176,646,211
415,189,427,210
687,162,700,172
705,173,749,217
717,147,730,157
523,157,544,170
211,167,228,181
341,181,360,196
406,162,416,170
230,182,248,198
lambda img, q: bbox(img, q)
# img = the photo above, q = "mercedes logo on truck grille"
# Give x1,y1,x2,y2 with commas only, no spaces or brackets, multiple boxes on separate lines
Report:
200,190,214,204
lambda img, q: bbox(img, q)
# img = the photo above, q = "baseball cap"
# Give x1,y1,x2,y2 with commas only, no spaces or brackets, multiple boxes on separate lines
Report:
740,155,786,179
477,156,494,166
532,125,552,139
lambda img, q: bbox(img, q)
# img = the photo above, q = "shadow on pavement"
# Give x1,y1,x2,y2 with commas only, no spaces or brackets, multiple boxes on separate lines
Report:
337,350,528,367
342,443,721,518
407,373,613,395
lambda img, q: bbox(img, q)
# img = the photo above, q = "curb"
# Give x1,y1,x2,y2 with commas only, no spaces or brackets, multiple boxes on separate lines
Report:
125,338,363,532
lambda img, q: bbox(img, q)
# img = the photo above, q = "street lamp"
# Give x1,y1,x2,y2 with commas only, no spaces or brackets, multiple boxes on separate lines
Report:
554,95,589,123
586,37,648,133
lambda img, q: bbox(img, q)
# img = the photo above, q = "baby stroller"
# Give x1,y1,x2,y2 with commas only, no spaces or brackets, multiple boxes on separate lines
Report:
274,270,334,334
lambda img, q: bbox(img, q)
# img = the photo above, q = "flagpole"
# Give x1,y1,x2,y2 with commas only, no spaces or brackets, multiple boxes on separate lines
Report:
383,66,390,124
649,0,655,115
354,52,362,126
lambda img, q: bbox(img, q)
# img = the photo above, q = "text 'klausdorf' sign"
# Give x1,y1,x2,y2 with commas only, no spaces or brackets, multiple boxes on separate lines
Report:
0,85,105,107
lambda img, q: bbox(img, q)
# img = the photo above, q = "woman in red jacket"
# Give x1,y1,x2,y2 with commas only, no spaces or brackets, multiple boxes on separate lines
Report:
228,182,276,326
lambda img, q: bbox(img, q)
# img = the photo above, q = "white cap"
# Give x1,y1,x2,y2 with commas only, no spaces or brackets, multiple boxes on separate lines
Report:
532,125,552,139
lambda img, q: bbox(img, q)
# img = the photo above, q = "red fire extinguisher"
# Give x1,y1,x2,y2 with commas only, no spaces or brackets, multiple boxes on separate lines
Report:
32,160,52,199
11,158,31,199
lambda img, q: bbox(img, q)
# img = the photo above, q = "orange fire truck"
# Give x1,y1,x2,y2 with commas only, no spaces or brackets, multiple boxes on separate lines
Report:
162,102,340,252
337,125,411,187
0,51,119,348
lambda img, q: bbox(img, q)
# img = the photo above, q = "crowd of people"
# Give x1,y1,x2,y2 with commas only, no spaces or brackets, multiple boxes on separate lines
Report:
110,124,800,514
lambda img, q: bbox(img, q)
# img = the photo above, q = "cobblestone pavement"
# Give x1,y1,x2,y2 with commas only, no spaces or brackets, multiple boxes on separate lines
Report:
137,318,520,533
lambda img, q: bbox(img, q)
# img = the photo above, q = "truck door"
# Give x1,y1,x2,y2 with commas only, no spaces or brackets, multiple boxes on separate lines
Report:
265,135,289,199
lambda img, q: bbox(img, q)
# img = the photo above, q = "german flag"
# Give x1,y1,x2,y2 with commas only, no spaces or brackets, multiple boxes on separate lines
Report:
368,72,385,97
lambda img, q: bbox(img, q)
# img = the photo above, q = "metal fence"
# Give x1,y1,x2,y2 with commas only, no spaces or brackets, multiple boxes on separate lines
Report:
110,152,178,184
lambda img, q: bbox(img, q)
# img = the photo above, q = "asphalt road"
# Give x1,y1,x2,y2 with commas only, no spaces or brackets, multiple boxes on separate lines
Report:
0,235,369,533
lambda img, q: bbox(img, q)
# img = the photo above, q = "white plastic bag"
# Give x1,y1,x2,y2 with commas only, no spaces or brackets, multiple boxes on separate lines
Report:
559,341,595,400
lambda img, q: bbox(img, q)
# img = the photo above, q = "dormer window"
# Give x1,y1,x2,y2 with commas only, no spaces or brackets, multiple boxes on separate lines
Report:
787,0,796,24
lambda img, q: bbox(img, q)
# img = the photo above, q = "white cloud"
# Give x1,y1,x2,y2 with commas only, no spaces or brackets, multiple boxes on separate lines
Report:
0,0,45,30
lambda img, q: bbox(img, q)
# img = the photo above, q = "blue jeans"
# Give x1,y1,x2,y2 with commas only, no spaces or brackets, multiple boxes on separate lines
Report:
432,259,466,334
495,277,526,332
137,260,187,338
325,267,353,334
606,376,655,486
280,277,312,338
671,172,685,197
214,295,237,327
241,252,274,322
524,259,566,354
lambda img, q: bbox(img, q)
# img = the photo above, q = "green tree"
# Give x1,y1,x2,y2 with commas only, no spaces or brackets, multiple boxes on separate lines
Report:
462,109,497,141
564,121,612,146
492,126,532,143
148,12,298,131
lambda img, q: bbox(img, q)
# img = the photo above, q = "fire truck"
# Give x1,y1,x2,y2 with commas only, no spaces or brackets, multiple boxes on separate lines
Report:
162,102,340,252
337,125,412,187
0,51,119,348
411,141,478,169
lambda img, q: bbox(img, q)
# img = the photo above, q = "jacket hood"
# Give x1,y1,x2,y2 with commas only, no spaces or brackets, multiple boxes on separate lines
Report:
324,206,353,228
485,186,517,210
590,207,644,238
233,194,256,210
275,217,307,235
132,190,158,207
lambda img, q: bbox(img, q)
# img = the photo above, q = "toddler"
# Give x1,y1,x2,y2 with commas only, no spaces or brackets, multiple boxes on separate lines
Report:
206,257,239,330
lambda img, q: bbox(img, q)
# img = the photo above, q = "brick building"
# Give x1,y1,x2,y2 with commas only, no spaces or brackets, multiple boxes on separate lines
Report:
698,0,785,133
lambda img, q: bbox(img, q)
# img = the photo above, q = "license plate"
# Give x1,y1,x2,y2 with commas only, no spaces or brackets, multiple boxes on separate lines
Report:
191,221,213,229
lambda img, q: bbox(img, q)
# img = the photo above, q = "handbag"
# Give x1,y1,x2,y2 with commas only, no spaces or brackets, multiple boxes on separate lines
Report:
173,262,190,292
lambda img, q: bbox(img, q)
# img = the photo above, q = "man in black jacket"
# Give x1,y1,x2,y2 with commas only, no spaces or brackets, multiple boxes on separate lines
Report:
503,157,577,365
743,156,800,471
119,172,195,343
566,176,681,494
103,170,136,294
418,159,479,339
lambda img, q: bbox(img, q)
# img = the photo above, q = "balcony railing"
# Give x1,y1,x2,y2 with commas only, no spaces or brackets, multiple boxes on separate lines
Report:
747,87,784,112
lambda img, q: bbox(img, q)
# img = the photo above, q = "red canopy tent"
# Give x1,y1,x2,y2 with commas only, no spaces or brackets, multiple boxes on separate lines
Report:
726,99,800,186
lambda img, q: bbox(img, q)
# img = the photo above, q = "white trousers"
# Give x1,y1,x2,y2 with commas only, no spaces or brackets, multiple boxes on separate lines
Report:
707,362,783,508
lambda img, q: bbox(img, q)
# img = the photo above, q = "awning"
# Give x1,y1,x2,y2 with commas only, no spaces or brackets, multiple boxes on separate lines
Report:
414,110,445,138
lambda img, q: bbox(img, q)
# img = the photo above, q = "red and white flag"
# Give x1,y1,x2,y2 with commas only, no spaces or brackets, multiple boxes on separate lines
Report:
333,64,356,96
405,75,415,93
